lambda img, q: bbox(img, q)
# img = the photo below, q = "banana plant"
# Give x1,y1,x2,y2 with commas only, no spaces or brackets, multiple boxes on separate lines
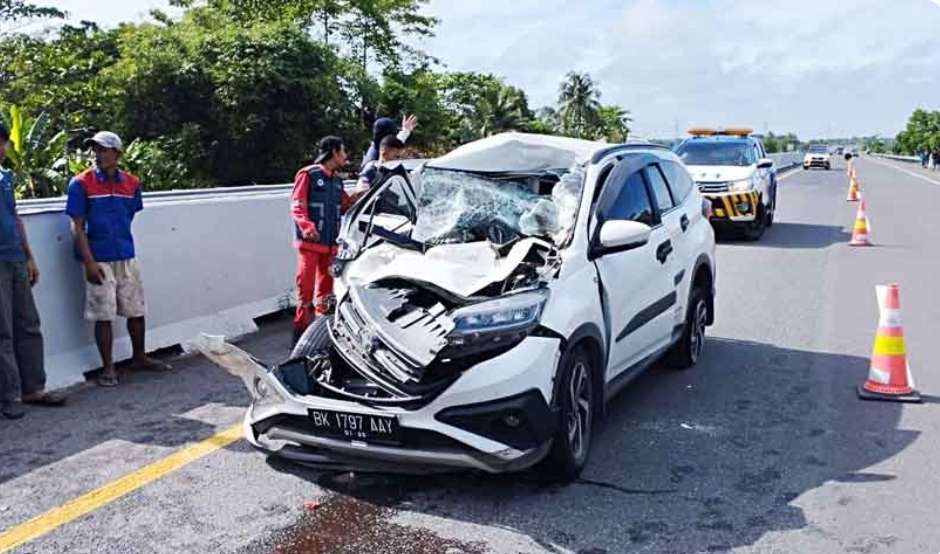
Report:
2,105,73,198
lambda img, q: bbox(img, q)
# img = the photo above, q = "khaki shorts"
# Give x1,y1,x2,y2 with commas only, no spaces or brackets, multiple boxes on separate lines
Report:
84,259,146,321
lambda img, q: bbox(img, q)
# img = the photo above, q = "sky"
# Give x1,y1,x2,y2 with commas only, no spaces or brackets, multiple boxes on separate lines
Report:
37,0,940,139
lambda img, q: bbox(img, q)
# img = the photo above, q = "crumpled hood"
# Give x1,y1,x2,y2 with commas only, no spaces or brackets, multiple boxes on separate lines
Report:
685,165,754,183
343,238,555,298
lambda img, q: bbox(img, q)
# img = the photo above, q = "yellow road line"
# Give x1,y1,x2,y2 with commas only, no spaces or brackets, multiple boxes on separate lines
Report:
777,168,803,182
0,424,242,553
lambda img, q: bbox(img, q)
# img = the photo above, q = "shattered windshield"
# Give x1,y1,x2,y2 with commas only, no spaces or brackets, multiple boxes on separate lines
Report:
411,166,584,246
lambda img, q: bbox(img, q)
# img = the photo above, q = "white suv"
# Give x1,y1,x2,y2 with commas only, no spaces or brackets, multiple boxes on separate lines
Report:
196,133,717,481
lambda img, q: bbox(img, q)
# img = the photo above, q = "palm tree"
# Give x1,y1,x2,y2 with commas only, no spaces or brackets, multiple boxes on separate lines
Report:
469,86,528,137
595,105,633,143
558,71,601,139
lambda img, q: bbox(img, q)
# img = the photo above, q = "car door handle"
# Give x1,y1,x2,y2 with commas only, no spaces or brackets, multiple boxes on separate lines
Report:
680,214,690,232
656,240,673,264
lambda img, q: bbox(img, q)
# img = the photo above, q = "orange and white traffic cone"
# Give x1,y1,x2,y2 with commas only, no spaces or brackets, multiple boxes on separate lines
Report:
849,200,871,246
846,178,860,201
857,284,921,403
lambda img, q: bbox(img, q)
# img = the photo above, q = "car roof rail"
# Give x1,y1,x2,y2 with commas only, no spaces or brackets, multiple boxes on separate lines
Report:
591,143,672,164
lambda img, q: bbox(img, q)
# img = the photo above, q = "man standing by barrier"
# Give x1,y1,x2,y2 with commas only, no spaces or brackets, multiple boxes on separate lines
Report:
0,124,65,419
66,131,170,387
291,136,356,343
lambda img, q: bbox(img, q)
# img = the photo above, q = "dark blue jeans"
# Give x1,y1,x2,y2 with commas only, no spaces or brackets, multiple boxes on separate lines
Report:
0,262,45,404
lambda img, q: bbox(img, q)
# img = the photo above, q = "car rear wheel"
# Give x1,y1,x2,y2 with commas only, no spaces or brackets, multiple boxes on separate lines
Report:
290,316,331,359
667,286,709,369
541,347,595,482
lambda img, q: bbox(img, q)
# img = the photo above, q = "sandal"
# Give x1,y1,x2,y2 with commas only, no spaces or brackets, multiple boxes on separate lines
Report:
21,392,66,407
97,374,119,388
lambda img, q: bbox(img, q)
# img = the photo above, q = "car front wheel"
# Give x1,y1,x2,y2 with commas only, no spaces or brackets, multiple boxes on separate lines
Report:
542,347,595,482
667,286,709,369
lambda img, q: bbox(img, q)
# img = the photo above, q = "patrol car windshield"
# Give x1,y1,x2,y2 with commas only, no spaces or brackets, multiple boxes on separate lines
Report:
808,145,828,153
675,142,753,167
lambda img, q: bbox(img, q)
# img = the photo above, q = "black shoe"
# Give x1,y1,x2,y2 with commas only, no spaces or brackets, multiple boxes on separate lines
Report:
2,403,25,420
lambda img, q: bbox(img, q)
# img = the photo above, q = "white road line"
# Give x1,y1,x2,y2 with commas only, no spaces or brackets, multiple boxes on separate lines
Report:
777,168,803,181
866,157,940,187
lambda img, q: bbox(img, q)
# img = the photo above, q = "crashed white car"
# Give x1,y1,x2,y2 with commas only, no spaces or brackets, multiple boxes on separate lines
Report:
197,133,717,481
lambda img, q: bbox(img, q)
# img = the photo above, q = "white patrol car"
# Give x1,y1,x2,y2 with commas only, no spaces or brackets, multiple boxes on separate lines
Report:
674,128,778,241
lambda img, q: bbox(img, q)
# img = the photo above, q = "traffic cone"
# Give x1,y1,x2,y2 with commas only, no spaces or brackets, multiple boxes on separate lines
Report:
849,199,871,246
857,284,921,403
846,178,860,202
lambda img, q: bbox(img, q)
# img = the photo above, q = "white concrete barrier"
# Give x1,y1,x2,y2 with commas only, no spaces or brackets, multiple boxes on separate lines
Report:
769,152,803,171
872,153,920,163
19,184,299,390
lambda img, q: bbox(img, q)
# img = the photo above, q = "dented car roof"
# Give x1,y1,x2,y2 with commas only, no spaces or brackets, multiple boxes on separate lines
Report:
427,132,608,174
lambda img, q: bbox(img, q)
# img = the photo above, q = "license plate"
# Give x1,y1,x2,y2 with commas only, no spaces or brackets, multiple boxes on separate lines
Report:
307,408,401,445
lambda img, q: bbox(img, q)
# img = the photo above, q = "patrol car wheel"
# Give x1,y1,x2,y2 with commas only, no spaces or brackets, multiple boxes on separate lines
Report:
743,203,766,241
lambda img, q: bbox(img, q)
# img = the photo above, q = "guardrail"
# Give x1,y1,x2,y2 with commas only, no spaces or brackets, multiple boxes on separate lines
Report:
20,186,299,390
871,153,921,163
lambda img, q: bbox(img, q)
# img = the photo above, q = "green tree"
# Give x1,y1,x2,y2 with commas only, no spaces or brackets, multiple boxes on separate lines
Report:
593,105,632,143
1,105,73,198
0,0,64,24
558,71,601,139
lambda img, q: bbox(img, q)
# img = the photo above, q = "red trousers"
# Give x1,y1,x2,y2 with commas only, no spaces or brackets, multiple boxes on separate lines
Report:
294,249,333,332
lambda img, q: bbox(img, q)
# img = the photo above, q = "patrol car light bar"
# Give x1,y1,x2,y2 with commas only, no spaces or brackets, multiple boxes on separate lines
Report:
687,127,753,138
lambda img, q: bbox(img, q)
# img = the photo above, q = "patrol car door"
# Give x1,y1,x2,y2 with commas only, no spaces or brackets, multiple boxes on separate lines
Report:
341,164,418,250
591,160,677,379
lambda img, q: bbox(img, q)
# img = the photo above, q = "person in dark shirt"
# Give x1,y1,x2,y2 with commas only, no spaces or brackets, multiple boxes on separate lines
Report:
361,114,417,170
356,135,405,193
0,123,65,418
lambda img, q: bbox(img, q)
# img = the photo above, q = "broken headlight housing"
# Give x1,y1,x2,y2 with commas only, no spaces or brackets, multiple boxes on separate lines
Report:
444,290,549,356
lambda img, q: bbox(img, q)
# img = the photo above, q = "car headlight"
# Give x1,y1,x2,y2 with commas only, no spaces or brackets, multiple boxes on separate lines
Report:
445,290,549,354
252,375,285,408
729,179,754,192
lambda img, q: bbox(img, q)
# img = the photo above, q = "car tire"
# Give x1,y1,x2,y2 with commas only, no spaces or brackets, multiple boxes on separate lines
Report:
766,188,776,228
290,316,331,360
541,347,595,482
742,202,766,241
825,163,831,170
666,286,709,369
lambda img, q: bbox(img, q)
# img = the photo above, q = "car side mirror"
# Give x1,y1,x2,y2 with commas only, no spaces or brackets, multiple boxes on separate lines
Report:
757,158,774,169
599,220,652,251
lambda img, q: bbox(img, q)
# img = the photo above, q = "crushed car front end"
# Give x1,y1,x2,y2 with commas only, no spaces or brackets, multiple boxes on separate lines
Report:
197,139,594,474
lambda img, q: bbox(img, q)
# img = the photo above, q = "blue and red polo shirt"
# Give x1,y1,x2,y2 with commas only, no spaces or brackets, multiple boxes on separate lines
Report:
0,168,27,263
65,168,143,262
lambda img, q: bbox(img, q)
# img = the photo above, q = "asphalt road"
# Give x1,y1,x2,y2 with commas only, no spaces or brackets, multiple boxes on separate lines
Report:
2,156,940,554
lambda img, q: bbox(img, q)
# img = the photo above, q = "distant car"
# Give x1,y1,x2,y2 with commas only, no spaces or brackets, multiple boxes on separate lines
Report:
674,128,777,241
803,145,831,170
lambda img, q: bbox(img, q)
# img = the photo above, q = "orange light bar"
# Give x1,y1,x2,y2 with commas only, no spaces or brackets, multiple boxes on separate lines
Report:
687,127,717,137
719,127,753,137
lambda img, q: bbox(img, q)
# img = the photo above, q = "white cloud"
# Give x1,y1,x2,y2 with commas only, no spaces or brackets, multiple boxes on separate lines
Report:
420,0,940,138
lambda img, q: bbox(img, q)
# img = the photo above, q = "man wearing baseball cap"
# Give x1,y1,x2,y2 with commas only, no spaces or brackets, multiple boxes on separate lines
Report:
290,136,357,342
65,131,169,387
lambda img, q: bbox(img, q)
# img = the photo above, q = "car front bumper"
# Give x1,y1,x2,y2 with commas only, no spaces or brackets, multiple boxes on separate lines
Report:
704,191,760,223
242,335,563,474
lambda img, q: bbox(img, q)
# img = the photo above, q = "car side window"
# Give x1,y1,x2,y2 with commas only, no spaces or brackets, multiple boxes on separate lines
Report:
753,145,762,163
602,171,655,226
644,164,674,212
660,161,694,204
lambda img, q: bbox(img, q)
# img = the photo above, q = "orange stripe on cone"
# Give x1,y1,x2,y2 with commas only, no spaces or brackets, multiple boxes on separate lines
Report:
846,176,860,202
858,284,921,403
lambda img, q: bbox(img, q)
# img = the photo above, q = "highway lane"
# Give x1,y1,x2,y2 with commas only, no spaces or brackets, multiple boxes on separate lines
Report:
2,156,939,553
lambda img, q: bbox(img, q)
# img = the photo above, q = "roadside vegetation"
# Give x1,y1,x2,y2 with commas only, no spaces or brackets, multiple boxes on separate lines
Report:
0,0,634,197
